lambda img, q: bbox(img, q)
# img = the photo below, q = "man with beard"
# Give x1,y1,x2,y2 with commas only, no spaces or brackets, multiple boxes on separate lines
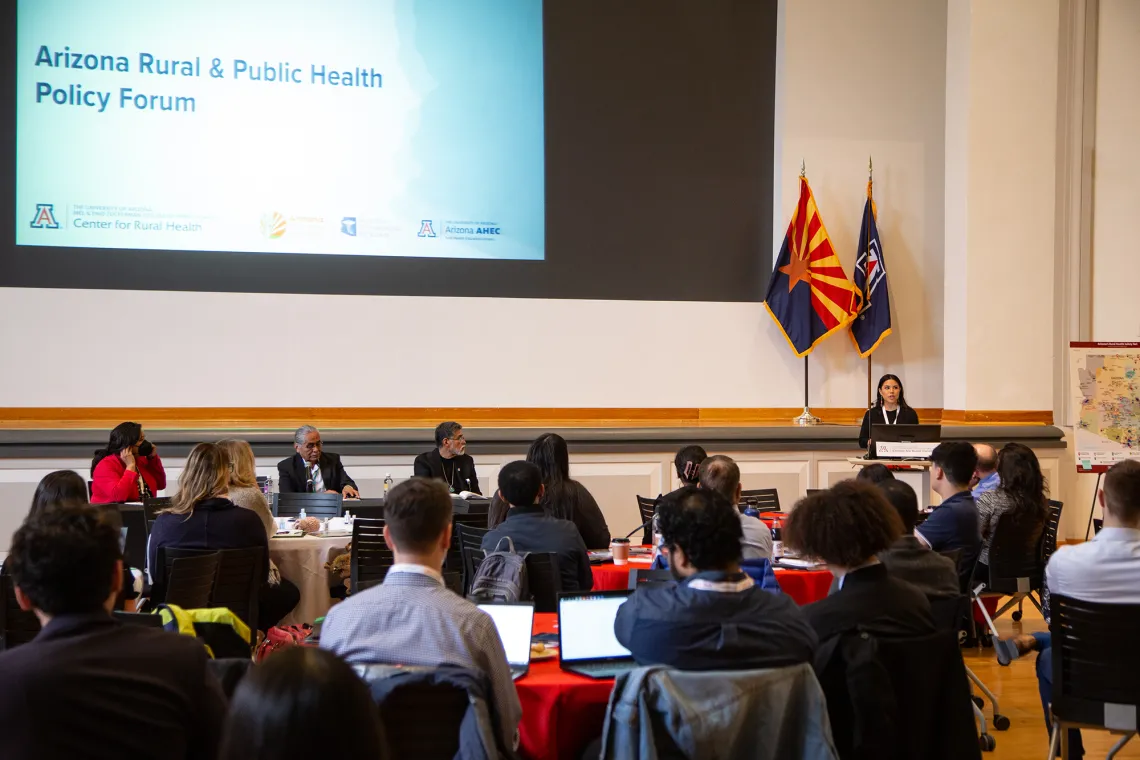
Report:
614,486,817,670
413,421,481,495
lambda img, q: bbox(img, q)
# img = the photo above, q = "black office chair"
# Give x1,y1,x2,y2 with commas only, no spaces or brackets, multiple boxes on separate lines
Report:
1048,595,1140,759
455,523,489,596
364,666,474,760
204,547,264,632
351,518,394,594
972,512,1044,637
0,574,41,651
741,488,781,512
273,492,343,519
635,496,657,545
142,497,172,523
163,552,221,610
349,504,385,521
524,553,562,613
449,512,490,575
930,595,1006,749
627,569,674,590
116,504,149,572
112,611,164,628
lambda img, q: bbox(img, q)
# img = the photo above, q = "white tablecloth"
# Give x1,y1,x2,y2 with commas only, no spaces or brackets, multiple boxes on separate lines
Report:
269,534,350,627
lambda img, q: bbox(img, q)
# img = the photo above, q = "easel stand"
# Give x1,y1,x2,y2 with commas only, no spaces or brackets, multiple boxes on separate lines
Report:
1083,470,1103,541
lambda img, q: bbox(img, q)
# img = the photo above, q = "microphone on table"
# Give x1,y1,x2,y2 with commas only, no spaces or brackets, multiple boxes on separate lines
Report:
624,518,654,541
306,477,314,493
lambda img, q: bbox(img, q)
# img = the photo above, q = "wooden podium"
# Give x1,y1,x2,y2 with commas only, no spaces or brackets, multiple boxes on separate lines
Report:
846,458,933,510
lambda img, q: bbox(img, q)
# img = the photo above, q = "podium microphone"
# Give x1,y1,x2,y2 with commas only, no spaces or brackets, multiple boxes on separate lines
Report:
624,518,653,541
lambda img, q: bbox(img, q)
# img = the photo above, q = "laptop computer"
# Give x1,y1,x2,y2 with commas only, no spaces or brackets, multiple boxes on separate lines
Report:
478,602,536,681
558,590,638,680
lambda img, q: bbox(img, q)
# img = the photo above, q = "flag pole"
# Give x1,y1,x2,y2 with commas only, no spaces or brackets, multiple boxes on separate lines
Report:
866,156,874,409
794,356,821,426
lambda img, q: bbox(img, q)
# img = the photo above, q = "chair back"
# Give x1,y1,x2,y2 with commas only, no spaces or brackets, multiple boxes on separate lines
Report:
0,574,41,650
363,666,475,760
163,551,221,609
741,488,781,512
627,569,674,590
1041,499,1063,564
1051,594,1140,731
448,512,490,574
273,492,343,519
142,497,172,523
113,611,164,628
524,552,562,613
983,510,1044,595
635,496,657,545
209,547,264,631
116,504,149,572
349,504,386,521
351,518,394,593
455,523,490,595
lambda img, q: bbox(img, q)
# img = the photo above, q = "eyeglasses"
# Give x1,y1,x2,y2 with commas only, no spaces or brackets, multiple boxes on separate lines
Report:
302,441,323,450
450,435,466,444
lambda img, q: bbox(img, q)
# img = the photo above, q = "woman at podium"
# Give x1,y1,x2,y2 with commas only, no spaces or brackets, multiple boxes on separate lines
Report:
858,374,919,453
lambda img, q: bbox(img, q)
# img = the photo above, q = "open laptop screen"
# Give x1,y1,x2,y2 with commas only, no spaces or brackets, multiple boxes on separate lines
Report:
559,593,632,662
478,603,535,667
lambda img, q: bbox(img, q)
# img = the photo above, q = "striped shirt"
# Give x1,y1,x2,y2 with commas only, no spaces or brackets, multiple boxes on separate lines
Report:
320,565,521,749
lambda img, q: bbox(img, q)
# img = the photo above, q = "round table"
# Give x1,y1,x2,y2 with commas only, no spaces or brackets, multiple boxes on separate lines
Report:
517,612,613,760
269,534,351,626
590,558,833,606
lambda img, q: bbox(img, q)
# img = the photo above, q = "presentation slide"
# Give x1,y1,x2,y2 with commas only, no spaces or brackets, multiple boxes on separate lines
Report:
16,0,545,260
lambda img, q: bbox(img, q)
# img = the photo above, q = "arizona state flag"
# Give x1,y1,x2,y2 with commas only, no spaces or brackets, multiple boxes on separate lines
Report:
764,176,861,357
850,181,892,357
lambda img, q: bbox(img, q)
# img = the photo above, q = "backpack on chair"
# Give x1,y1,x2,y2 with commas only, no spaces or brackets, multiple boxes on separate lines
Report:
467,536,529,603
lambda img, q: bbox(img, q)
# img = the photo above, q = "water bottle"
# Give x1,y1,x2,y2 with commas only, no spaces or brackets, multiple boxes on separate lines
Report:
383,473,394,495
771,517,784,558
299,508,307,520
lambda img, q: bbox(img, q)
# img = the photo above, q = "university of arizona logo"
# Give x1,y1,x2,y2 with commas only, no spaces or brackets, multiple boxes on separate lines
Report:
29,204,59,229
417,220,436,238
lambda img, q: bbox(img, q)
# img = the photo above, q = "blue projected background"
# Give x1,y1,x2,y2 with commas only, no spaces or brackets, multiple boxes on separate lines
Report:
16,0,545,260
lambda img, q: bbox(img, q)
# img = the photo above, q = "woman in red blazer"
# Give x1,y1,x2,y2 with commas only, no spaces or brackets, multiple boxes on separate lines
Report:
90,421,167,503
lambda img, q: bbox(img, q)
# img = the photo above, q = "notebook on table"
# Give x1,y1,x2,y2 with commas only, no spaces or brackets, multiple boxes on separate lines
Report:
477,602,536,681
557,590,637,680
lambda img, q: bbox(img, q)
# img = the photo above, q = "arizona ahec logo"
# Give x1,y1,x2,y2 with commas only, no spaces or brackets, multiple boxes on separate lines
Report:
29,203,59,229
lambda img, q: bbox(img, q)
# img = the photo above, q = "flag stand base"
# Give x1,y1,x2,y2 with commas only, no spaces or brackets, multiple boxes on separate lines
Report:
793,407,821,426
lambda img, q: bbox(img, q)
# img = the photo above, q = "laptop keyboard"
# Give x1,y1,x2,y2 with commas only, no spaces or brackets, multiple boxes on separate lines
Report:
570,661,633,675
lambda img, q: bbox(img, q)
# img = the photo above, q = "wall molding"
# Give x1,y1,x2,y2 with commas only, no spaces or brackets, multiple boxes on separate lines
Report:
0,407,1053,430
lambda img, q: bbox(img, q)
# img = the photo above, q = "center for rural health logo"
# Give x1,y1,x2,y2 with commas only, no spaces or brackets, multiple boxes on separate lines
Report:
260,212,286,239
29,203,59,229
417,220,436,238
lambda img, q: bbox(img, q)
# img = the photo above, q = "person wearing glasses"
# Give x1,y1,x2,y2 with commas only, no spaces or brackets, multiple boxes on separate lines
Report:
413,421,481,495
277,426,360,496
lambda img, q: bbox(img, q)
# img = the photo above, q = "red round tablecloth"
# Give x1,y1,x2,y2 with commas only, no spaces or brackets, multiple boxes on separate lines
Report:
590,559,833,606
516,613,613,760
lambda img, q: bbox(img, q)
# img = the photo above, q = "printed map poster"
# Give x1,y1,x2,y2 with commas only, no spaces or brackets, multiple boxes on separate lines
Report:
1070,342,1140,472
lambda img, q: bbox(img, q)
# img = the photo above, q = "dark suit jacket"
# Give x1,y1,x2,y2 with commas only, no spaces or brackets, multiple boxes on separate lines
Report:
277,452,358,494
481,505,592,591
879,536,960,598
413,448,481,494
0,613,227,760
805,563,936,673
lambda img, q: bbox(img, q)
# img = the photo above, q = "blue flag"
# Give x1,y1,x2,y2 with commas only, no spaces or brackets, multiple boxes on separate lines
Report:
850,189,892,357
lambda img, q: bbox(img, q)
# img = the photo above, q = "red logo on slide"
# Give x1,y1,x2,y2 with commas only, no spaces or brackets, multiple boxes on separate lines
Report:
30,204,59,229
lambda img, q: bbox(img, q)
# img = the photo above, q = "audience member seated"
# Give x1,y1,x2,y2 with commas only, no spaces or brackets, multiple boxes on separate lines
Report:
482,461,594,592
319,478,520,751
90,421,166,503
996,459,1140,758
674,444,707,487
219,647,389,760
971,443,999,497
413,421,481,495
784,481,936,671
975,442,1047,578
149,442,299,631
916,441,981,590
29,469,90,516
219,438,282,584
697,455,774,560
615,486,816,669
855,462,895,485
0,504,227,760
877,480,959,598
277,425,359,496
487,433,610,548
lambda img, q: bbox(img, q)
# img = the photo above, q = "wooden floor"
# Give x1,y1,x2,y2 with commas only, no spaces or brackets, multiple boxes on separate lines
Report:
963,603,1139,758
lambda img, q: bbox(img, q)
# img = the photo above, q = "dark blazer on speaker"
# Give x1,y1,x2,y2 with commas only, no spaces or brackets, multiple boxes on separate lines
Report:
277,452,358,494
413,448,481,494
0,612,227,760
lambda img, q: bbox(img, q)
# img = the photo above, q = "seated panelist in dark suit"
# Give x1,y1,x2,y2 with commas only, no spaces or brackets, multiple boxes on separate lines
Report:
0,504,227,760
277,425,359,496
413,421,481,495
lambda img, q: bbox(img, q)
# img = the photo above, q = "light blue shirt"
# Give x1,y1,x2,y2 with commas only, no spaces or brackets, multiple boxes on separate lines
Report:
971,471,1000,499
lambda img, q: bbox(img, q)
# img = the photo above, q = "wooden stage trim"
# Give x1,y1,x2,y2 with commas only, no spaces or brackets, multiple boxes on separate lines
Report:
0,407,1053,430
